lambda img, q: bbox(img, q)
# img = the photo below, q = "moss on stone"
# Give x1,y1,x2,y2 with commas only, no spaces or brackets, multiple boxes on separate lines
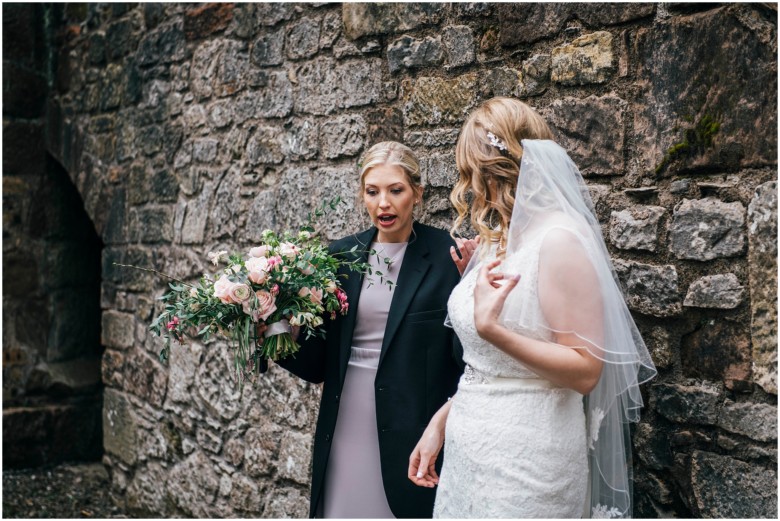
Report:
655,114,721,174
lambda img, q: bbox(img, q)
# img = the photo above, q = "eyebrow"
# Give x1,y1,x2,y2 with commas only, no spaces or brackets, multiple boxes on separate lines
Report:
364,182,406,188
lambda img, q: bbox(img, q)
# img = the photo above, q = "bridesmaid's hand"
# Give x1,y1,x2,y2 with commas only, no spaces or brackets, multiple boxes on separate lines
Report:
408,424,444,488
473,260,521,338
450,236,480,275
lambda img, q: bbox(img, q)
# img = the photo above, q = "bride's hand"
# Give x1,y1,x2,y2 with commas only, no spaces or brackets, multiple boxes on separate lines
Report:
408,424,444,488
473,259,521,337
450,236,480,275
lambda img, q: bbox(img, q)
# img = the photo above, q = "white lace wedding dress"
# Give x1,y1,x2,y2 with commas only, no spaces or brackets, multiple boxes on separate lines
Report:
434,239,589,518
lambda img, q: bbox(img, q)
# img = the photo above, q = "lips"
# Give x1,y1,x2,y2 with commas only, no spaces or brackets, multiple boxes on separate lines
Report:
377,213,397,227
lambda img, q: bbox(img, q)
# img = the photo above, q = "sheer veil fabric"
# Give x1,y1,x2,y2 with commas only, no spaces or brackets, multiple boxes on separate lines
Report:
453,139,657,518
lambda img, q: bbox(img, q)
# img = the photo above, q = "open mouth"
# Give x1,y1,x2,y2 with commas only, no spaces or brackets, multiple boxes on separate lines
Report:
377,214,397,227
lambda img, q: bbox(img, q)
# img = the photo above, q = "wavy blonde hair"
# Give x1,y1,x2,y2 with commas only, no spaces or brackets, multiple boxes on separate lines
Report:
451,97,554,256
358,141,423,208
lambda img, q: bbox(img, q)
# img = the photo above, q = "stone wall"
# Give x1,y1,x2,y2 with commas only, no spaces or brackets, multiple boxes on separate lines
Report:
26,2,779,517
3,3,104,467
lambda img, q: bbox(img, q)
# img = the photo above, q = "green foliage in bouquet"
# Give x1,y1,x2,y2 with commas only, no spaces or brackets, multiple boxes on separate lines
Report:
122,198,391,385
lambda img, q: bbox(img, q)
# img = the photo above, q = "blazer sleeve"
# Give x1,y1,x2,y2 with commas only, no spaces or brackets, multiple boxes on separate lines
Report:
274,329,327,384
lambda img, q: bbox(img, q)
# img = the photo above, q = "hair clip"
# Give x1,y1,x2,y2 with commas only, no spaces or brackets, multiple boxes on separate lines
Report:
486,131,507,152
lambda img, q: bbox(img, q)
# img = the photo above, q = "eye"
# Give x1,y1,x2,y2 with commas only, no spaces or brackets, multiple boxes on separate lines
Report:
391,188,403,194
365,189,377,196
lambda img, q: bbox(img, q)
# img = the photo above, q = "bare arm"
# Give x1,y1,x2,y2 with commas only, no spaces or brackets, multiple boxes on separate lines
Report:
473,230,604,394
408,399,453,488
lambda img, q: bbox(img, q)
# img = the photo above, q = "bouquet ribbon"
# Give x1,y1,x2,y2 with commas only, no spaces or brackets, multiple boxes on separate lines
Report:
264,319,291,338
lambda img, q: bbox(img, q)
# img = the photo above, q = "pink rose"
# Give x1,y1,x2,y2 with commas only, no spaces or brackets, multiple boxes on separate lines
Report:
298,286,323,305
271,284,280,296
213,275,235,303
229,283,251,303
166,316,180,331
249,245,270,258
255,290,277,321
245,256,270,285
267,255,283,269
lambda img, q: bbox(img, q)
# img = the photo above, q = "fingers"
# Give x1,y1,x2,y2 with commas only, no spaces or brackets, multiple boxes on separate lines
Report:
408,449,438,488
500,274,522,296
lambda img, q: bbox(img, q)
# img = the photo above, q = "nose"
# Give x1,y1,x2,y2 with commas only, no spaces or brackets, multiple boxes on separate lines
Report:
378,192,391,209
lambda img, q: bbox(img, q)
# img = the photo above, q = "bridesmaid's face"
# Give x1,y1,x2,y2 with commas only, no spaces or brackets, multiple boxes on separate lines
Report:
363,164,418,243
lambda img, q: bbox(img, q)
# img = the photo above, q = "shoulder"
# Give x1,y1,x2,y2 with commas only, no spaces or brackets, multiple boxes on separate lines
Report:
414,221,457,248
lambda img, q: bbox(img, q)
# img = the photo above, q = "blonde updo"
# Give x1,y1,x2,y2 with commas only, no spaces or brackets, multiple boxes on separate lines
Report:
451,97,554,255
358,141,423,208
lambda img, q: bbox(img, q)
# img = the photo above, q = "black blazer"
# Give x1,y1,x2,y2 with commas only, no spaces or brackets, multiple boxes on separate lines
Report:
277,221,464,518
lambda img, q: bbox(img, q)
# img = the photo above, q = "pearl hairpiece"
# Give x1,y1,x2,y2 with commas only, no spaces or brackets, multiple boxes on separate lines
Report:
486,131,507,151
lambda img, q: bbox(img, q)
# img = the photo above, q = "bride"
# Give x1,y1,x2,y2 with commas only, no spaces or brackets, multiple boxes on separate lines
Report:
408,97,656,518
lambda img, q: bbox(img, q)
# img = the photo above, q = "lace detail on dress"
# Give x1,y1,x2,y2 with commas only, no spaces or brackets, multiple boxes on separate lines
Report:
592,504,623,518
462,364,487,385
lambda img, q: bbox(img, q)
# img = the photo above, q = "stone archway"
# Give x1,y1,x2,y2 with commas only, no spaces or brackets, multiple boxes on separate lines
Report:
3,3,104,468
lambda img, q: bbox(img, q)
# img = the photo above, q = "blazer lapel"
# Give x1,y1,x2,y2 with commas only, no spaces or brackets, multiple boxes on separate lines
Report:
378,224,431,370
338,227,376,385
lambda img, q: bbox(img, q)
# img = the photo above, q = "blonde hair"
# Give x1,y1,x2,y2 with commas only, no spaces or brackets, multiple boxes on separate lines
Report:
358,141,423,203
451,97,554,256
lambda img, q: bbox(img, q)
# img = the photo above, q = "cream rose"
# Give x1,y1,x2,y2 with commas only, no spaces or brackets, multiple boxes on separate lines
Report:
249,245,270,258
229,283,251,303
245,256,270,285
278,242,298,259
213,275,235,303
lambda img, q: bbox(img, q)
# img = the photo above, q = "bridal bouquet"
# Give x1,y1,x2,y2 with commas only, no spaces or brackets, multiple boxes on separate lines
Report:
139,199,385,383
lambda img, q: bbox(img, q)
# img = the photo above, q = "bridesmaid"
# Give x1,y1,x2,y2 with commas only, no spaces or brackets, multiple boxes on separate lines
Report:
275,141,476,518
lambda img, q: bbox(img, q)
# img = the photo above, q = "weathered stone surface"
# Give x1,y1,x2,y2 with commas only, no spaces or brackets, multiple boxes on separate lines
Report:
645,326,673,369
167,451,220,517
387,35,444,74
578,3,655,26
236,71,293,119
167,342,202,403
103,388,138,465
247,126,284,165
635,5,777,174
403,74,477,127
420,152,457,188
718,400,777,442
319,114,366,159
634,421,674,471
228,473,264,513
281,19,319,63
682,318,752,389
184,3,233,40
319,11,341,49
609,205,665,251
208,101,233,128
365,107,404,144
342,3,443,40
498,4,569,46
518,54,550,97
748,181,777,394
314,166,366,241
690,450,777,518
406,128,460,148
552,31,614,86
244,423,283,477
296,58,383,115
653,383,721,425
102,310,136,350
442,25,475,68
190,40,223,99
613,259,681,317
669,198,745,261
214,40,249,97
683,273,745,309
123,350,167,408
208,166,241,240
263,487,309,519
545,95,627,176
255,3,293,27
282,118,319,161
251,27,284,67
196,346,242,422
277,431,313,485
479,67,521,98
137,21,187,67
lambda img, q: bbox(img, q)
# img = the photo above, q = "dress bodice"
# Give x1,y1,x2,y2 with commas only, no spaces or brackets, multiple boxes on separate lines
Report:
447,236,552,379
